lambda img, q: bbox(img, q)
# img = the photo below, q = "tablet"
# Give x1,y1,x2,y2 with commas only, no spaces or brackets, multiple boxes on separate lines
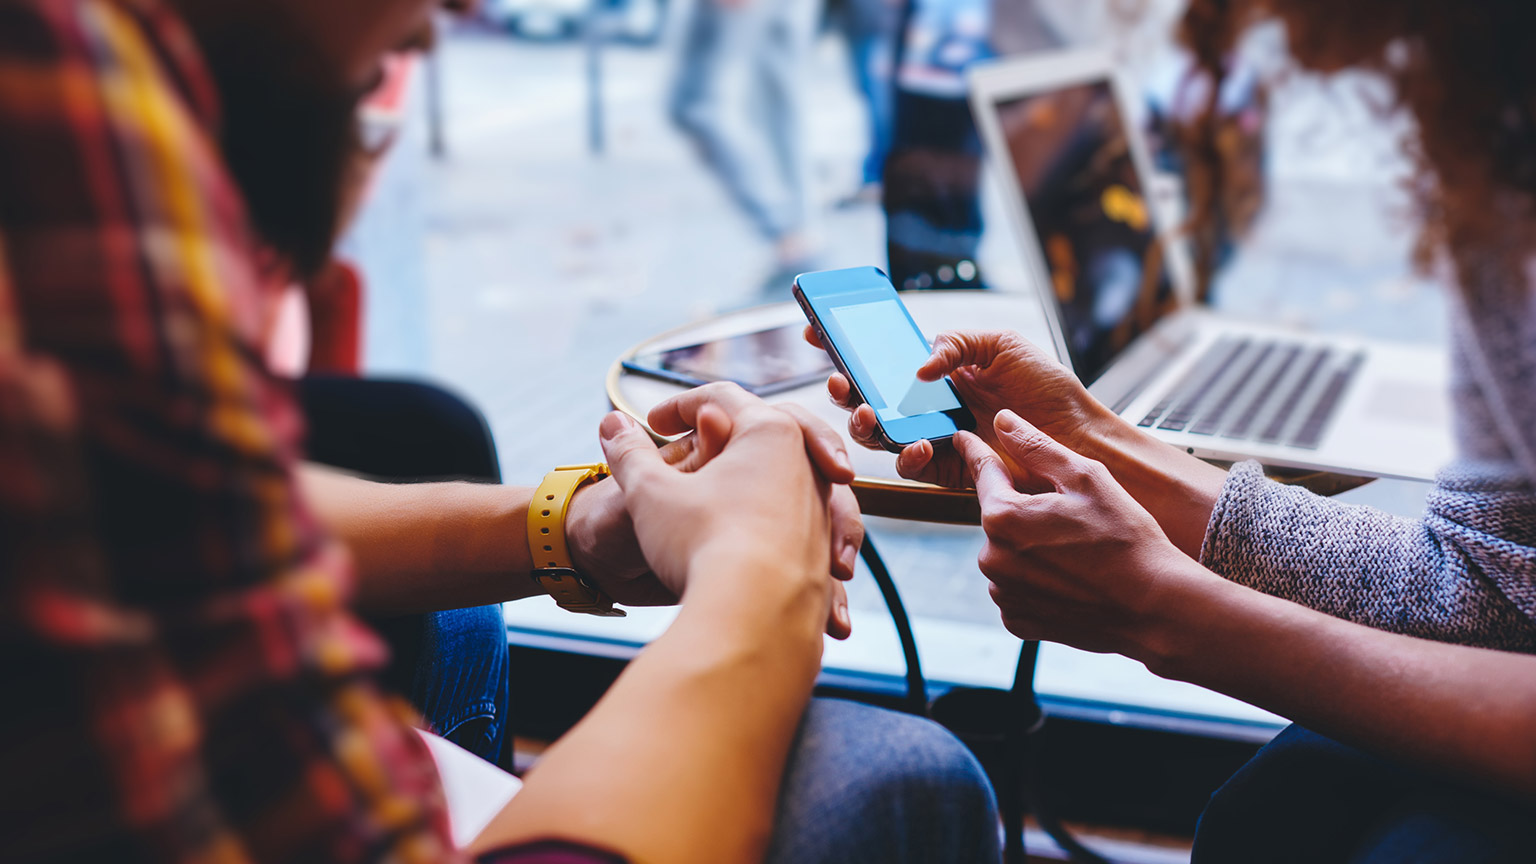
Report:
622,323,834,396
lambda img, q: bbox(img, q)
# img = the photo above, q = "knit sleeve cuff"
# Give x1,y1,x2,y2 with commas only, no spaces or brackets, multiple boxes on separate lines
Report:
1198,460,1273,585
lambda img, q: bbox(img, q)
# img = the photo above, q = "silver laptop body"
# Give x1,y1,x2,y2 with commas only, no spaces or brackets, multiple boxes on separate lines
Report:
968,49,1451,481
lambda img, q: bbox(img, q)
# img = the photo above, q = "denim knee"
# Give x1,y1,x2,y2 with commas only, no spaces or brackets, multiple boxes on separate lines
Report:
765,698,1001,864
412,605,508,763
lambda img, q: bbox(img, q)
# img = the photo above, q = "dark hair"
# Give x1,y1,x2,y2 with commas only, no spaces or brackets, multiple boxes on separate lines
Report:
1179,0,1536,292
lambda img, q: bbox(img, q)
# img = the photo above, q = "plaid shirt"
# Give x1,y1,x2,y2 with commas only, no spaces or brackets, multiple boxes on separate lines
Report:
0,1,455,860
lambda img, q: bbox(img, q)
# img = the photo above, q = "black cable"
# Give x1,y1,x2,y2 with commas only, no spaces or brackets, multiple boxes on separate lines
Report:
861,535,1109,860
1002,642,1039,864
1027,748,1112,864
859,538,927,716
1009,641,1112,864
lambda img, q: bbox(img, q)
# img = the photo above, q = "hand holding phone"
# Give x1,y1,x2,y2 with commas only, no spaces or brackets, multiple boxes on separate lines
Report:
794,267,975,452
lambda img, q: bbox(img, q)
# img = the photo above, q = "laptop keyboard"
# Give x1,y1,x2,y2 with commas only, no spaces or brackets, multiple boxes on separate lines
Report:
1137,338,1365,450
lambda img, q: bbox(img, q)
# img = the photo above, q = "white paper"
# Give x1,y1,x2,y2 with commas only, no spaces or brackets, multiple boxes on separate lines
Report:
418,730,523,848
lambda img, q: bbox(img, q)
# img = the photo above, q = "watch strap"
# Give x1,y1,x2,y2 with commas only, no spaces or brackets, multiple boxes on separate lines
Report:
528,464,625,617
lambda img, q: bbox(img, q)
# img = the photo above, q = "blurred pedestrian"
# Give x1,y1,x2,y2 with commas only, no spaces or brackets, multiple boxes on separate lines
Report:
670,0,823,288
882,0,1065,290
832,0,902,208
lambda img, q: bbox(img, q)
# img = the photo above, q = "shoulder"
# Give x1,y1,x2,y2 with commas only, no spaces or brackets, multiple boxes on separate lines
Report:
0,0,257,357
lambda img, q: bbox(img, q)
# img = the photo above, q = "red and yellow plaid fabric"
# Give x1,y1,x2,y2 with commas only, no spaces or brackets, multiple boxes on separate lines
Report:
0,1,454,860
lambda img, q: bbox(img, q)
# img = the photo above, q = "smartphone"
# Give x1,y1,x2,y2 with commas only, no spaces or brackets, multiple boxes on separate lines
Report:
621,323,834,396
793,266,975,452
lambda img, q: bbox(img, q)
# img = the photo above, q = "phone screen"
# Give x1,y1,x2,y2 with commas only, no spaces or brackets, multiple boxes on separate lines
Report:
827,299,961,422
796,266,973,448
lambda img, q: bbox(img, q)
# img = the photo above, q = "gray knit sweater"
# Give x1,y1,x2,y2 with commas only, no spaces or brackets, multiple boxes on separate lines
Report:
1199,268,1536,652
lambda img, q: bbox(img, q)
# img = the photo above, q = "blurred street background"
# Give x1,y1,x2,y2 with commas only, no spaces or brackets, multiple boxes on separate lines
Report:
343,0,1445,635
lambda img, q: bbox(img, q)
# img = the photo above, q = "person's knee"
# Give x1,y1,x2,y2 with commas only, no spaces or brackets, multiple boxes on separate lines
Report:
871,706,996,815
411,606,509,763
767,699,999,864
1195,726,1410,864
1197,726,1329,856
809,699,989,795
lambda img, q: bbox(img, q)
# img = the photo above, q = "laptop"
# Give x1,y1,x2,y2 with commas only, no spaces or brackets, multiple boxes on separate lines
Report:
968,49,1452,481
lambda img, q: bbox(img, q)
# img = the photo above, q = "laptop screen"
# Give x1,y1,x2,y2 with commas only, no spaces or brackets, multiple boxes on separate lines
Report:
993,79,1177,382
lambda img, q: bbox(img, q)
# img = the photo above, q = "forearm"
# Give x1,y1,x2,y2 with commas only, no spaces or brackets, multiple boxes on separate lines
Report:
1075,414,1228,558
1142,566,1536,801
1200,461,1536,650
471,547,826,863
300,464,544,614
1080,416,1536,652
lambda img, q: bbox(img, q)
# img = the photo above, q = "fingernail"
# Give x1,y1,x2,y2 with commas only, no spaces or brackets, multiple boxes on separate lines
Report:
600,412,635,440
840,543,858,575
835,601,851,631
835,451,853,474
994,410,1022,433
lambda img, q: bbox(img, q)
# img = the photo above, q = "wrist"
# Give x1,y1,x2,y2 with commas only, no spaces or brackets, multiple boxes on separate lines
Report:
562,479,600,573
1133,557,1228,679
563,477,627,578
1069,401,1140,463
1080,413,1227,558
686,540,826,625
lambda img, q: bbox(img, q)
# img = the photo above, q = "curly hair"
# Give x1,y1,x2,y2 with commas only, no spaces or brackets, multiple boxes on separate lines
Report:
1179,0,1536,293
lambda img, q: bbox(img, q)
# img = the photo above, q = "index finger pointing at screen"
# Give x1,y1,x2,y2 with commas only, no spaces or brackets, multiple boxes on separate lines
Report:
918,330,1007,382
953,431,1019,510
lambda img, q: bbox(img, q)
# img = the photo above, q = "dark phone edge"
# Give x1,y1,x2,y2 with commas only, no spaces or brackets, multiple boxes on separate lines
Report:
619,361,712,391
619,360,831,398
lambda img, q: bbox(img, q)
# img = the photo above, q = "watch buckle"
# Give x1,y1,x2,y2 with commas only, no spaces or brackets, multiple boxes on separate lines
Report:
533,567,627,618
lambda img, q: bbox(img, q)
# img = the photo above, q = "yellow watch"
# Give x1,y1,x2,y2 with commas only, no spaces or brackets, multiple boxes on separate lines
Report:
528,463,626,617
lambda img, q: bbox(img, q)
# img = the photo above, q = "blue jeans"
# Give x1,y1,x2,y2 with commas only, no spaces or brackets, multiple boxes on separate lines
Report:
415,639,997,857
410,604,509,763
766,699,1002,864
1193,725,1535,863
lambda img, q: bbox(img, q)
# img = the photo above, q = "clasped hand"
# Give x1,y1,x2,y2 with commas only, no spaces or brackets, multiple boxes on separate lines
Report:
572,382,862,639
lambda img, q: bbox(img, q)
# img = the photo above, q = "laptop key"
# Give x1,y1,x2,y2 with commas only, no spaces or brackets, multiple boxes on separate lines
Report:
1258,348,1332,444
1223,344,1302,440
1137,368,1197,427
1159,339,1248,432
1137,339,1240,428
1290,352,1366,449
1110,359,1177,416
1190,342,1276,435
